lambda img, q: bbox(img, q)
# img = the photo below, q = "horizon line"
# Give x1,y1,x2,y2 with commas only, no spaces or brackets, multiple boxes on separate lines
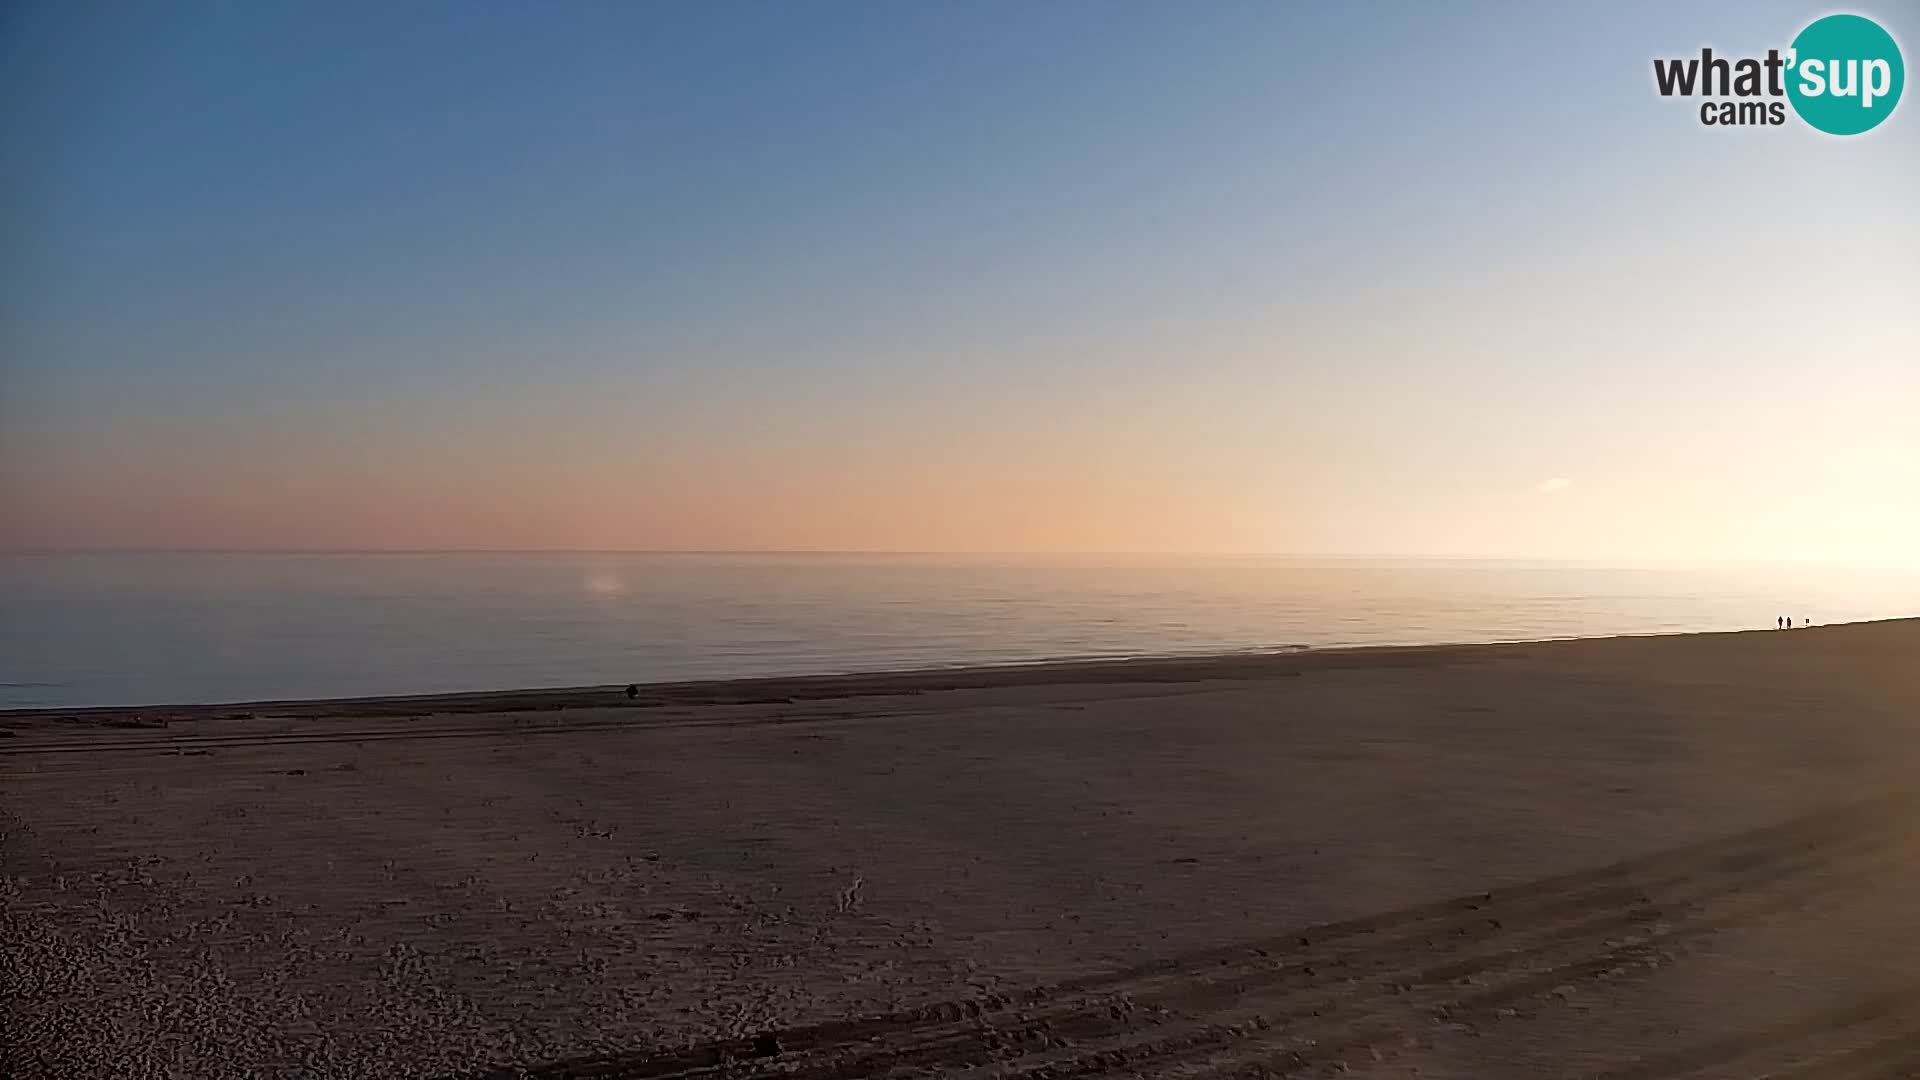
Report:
2,546,1914,567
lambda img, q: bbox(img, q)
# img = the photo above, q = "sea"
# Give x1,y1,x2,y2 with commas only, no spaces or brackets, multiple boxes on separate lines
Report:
3,552,1917,709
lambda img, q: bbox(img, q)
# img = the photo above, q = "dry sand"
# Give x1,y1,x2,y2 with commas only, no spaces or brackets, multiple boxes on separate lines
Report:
6,620,1920,1079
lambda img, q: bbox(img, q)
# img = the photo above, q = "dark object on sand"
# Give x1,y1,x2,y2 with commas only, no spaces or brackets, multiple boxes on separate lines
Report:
625,683,639,699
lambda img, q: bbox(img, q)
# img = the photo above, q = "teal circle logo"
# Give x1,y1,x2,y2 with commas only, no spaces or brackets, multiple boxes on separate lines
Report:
1787,14,1904,135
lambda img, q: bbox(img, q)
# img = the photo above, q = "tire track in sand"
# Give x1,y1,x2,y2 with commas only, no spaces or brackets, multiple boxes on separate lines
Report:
463,791,1919,1079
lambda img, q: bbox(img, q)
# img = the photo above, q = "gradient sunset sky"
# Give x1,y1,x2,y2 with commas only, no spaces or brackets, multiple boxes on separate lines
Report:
4,2,1916,559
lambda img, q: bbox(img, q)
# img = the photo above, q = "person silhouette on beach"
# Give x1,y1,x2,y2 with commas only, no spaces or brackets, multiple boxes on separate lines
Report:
1775,616,1783,630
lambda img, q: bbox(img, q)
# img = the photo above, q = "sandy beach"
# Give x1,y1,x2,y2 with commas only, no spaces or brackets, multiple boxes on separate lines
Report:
6,620,1920,1079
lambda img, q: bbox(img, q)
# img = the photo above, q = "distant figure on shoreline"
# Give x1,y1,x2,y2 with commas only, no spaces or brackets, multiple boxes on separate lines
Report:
625,683,639,699
1776,616,1783,630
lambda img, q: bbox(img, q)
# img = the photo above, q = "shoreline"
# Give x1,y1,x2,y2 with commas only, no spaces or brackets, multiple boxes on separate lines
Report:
4,616,1906,727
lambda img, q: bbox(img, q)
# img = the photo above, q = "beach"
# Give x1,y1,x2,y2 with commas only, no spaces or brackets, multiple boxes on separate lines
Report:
6,620,1920,1078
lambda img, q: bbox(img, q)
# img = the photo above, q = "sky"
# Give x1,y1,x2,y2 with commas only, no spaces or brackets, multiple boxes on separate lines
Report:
3,1,1916,560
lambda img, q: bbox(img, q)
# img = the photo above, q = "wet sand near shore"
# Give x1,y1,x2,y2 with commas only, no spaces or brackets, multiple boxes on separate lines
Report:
6,620,1920,1078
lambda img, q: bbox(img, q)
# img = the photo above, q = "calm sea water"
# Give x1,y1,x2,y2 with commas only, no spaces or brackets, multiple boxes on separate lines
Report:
3,553,1917,709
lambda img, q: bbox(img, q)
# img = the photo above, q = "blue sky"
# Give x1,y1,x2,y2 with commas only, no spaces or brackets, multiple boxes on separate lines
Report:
3,2,1916,556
